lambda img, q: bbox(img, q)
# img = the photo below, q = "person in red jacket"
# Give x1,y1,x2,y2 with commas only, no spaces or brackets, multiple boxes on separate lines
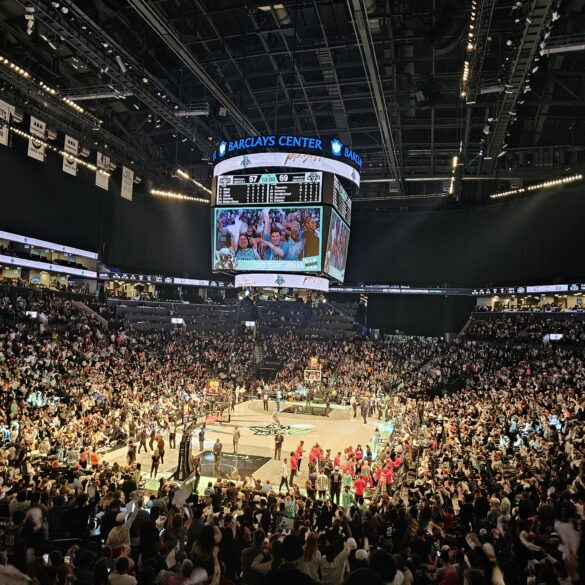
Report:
289,451,298,486
353,473,366,504
295,440,305,472
383,465,394,495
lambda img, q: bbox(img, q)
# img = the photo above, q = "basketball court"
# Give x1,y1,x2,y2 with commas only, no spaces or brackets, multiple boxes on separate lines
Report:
102,399,390,493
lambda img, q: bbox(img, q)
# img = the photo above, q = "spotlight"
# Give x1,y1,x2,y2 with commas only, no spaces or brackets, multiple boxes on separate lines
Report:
552,10,559,21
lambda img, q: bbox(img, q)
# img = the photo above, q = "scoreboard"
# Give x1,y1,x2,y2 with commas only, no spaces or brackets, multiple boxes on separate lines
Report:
332,176,352,225
211,167,353,282
215,172,322,206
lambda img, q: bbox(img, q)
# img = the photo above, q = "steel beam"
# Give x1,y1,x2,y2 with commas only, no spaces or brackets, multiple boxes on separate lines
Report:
482,0,554,170
17,0,212,154
346,0,403,194
128,0,259,136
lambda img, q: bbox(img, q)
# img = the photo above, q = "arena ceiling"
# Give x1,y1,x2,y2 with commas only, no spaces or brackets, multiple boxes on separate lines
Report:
0,0,584,201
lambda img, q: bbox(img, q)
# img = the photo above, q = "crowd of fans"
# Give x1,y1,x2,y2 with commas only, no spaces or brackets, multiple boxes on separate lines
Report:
0,287,583,585
464,314,585,345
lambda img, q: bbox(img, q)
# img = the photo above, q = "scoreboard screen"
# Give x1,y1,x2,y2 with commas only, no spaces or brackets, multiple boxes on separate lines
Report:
332,176,352,225
215,172,322,206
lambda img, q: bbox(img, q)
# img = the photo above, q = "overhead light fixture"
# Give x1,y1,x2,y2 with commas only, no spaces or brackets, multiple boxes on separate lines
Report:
174,107,210,118
497,150,507,158
175,168,212,196
115,55,127,74
150,188,209,204
552,10,560,21
490,174,583,199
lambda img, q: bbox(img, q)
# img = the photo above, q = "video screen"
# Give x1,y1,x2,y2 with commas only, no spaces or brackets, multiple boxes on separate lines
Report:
213,206,322,272
324,209,350,282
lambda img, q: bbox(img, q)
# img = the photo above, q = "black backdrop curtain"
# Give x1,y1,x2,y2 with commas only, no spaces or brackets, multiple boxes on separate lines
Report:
1,144,583,336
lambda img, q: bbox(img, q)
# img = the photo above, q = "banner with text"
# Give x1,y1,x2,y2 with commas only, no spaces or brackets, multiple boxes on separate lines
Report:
235,273,329,292
62,134,78,176
27,116,46,162
0,99,14,147
96,152,110,190
121,166,134,201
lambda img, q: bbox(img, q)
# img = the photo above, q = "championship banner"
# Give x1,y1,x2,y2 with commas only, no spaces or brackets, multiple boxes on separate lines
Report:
27,116,46,161
0,99,14,147
96,152,110,191
62,134,78,176
121,166,134,201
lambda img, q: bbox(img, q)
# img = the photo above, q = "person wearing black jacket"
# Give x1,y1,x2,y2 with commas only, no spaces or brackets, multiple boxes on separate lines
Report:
241,529,266,585
65,493,92,539
46,494,67,540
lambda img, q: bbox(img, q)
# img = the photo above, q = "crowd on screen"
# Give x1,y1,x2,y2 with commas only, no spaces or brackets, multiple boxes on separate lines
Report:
214,208,321,269
0,287,583,585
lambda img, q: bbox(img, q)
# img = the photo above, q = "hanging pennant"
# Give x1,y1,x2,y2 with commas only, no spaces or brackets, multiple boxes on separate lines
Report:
62,134,78,176
0,99,14,147
96,152,110,190
27,116,46,161
121,166,134,201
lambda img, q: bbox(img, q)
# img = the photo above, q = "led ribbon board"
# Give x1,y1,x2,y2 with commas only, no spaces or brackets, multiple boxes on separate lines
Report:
235,273,329,292
212,135,362,171
213,152,361,188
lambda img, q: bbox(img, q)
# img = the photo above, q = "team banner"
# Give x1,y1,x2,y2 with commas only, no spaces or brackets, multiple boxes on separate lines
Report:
0,99,14,147
27,116,46,161
235,273,329,292
62,134,78,176
121,166,134,201
96,152,110,191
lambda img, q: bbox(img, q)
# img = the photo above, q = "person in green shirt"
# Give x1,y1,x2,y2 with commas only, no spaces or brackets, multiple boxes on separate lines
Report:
284,494,296,519
342,470,353,490
341,485,353,509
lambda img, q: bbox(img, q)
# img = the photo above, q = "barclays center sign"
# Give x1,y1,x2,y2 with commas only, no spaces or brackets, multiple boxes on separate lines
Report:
212,135,362,170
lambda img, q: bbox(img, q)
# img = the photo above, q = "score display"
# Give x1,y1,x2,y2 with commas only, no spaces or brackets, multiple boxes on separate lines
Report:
215,172,322,206
332,176,352,225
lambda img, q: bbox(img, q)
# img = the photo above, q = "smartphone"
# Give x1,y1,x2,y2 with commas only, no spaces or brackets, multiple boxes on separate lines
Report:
64,555,70,565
